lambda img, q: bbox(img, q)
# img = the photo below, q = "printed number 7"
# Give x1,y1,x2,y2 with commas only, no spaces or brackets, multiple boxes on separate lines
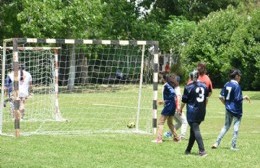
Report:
226,86,232,100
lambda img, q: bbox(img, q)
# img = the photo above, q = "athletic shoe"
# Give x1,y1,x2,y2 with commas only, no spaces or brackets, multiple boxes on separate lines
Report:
185,150,191,155
211,143,218,149
199,151,208,157
180,136,186,140
151,139,163,144
164,131,172,138
230,147,239,151
173,136,181,142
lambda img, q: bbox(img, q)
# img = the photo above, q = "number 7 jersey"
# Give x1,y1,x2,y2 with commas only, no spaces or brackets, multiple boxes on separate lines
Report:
220,79,243,118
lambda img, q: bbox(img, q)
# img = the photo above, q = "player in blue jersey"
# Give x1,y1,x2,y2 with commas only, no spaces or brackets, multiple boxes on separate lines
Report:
211,69,250,150
4,65,15,117
152,74,180,143
163,75,188,140
178,70,209,157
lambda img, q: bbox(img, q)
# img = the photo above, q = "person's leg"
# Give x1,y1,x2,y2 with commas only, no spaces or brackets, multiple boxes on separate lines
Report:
167,116,180,142
185,122,195,153
19,98,25,119
213,111,233,148
173,113,182,130
179,113,188,138
10,98,15,118
191,122,205,153
231,116,241,149
164,113,181,138
153,115,167,143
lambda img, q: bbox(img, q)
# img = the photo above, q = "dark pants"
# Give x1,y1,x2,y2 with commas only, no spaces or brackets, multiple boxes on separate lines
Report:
186,122,205,152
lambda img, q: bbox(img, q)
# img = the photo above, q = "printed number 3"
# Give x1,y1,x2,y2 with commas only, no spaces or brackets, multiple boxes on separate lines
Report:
196,87,205,102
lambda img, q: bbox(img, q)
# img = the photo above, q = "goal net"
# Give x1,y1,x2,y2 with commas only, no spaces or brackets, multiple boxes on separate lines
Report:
0,38,159,136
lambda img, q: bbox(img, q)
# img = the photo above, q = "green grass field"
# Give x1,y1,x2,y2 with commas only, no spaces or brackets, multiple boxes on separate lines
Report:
1,88,260,168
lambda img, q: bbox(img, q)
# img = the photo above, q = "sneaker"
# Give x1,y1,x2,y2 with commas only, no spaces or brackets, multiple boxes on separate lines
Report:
185,150,191,155
164,131,172,138
199,151,208,157
230,147,239,151
180,136,186,140
173,136,181,142
151,139,163,144
211,143,218,149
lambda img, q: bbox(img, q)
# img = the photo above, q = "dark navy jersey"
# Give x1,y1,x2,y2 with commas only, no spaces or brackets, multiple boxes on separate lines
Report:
182,81,209,122
161,82,176,116
4,75,13,96
220,80,243,118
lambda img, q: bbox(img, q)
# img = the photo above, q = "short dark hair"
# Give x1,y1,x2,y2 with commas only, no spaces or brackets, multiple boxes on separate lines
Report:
197,62,206,75
229,69,242,79
162,74,167,81
166,74,177,87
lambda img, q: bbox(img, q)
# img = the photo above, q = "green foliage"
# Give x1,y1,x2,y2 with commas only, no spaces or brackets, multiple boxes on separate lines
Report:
139,0,241,22
101,0,137,39
0,0,259,90
161,16,196,53
181,6,260,90
0,0,22,39
17,0,102,38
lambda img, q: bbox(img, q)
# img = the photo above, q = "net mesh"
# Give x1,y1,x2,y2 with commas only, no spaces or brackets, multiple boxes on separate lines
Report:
1,40,155,136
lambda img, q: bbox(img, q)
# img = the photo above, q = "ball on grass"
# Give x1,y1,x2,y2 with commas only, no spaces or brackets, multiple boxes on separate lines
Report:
127,122,135,128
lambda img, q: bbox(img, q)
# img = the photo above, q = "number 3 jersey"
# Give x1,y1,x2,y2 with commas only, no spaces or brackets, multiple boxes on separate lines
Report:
220,80,243,118
182,81,209,122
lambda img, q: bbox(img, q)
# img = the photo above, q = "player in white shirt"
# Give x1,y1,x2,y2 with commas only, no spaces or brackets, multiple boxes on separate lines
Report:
7,64,32,119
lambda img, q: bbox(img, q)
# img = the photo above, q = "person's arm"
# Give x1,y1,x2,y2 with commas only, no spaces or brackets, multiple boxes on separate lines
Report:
157,100,164,105
208,92,212,97
178,102,186,114
28,73,33,95
178,87,187,114
243,95,250,103
219,96,225,105
29,81,33,95
175,86,181,114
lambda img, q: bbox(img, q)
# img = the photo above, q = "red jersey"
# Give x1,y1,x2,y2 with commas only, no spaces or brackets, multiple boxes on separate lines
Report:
198,75,213,93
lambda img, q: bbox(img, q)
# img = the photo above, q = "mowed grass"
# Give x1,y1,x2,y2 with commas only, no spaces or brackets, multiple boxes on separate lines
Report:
1,88,260,168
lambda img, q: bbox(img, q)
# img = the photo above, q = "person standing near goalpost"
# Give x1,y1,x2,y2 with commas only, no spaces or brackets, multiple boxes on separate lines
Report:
152,74,181,143
4,65,15,117
211,69,250,151
164,75,188,140
7,64,33,119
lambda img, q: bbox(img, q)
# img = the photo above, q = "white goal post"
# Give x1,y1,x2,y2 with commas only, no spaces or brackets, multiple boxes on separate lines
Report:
0,38,159,136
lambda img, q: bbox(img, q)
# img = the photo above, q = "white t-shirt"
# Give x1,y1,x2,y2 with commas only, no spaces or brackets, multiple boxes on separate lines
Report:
9,70,32,98
175,86,181,109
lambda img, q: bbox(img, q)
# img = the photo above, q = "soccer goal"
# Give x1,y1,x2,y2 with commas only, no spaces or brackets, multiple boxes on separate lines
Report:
0,38,159,136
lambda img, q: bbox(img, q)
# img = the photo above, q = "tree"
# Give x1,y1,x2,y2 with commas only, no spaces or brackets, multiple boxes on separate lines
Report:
17,0,102,38
159,16,196,78
0,0,23,41
139,0,241,22
181,5,260,90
